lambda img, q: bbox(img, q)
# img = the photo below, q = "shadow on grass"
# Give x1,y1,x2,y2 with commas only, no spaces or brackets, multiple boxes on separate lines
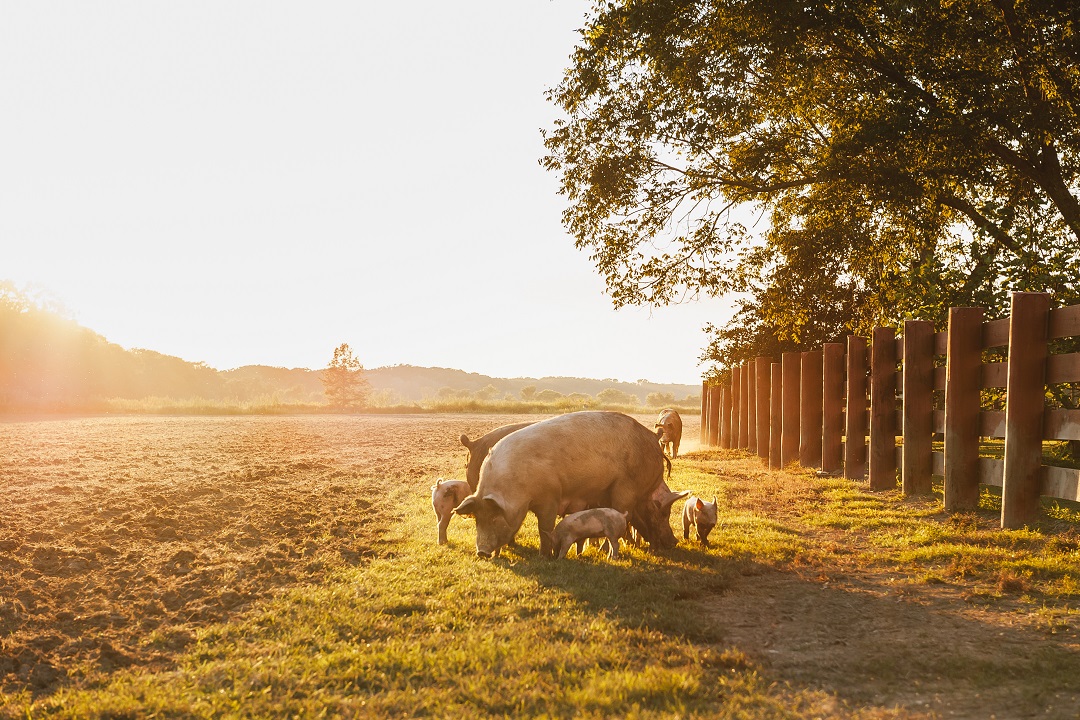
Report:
502,543,747,641
496,524,1080,719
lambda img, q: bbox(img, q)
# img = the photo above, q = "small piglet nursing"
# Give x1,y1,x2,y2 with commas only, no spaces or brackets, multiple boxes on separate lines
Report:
431,478,471,545
682,495,718,546
547,508,629,560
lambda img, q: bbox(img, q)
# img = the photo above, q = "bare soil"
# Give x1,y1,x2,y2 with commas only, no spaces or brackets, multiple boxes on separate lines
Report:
0,413,547,701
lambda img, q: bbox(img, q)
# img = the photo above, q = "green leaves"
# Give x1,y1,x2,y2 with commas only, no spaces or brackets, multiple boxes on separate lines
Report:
544,0,1080,368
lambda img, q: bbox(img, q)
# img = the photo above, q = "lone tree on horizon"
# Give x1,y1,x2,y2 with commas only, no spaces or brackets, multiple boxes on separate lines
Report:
322,343,371,411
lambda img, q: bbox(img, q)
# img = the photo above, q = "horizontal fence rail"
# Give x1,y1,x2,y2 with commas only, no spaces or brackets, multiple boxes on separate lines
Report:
700,292,1080,529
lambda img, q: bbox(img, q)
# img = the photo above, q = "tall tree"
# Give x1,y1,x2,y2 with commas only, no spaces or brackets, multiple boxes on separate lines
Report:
321,343,371,411
543,0,1080,367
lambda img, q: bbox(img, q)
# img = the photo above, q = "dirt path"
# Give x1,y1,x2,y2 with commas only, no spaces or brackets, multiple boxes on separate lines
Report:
693,450,1080,719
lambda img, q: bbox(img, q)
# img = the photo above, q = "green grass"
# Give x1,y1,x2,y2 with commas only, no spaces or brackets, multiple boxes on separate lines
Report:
20,534,809,717
8,439,1080,719
5,449,846,719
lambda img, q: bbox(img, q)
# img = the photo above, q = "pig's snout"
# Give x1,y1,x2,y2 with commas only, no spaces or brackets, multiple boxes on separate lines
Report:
476,549,494,559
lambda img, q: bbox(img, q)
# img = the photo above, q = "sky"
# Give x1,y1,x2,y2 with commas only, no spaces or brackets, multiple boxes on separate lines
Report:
1,1,736,387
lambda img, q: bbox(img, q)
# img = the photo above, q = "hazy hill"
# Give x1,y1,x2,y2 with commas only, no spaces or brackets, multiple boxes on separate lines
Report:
1,286,700,411
218,364,699,406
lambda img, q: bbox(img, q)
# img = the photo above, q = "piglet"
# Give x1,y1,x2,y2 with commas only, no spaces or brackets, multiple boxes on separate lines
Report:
545,508,629,560
682,495,718,546
431,478,471,545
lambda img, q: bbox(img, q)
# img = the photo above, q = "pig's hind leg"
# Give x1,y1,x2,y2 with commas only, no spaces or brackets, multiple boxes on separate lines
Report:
436,512,452,545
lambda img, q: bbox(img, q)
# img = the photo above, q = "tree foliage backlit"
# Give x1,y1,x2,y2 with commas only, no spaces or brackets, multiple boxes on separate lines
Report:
542,0,1080,373
322,343,371,410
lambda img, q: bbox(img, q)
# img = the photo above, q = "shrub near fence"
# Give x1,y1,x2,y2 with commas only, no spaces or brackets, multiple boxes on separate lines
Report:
699,291,1080,529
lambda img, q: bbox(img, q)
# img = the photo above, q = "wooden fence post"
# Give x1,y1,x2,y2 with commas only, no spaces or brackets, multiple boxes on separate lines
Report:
1001,292,1050,528
944,307,984,511
748,361,757,453
739,361,750,450
770,362,782,469
822,343,845,474
756,357,771,462
870,327,897,491
781,352,801,467
730,366,741,450
845,335,868,479
715,385,727,448
902,320,935,495
700,380,709,447
701,386,708,446
728,379,738,449
800,350,824,469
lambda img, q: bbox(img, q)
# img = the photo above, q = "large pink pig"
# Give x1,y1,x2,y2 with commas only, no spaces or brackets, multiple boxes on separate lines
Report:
453,411,679,558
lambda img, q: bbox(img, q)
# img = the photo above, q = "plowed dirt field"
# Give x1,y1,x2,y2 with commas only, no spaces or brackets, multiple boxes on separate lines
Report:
0,413,552,701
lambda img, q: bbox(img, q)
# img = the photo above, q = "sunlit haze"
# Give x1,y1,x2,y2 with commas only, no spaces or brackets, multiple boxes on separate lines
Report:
2,1,735,385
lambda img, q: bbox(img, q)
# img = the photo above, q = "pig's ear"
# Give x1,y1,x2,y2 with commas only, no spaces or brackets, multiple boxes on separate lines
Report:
659,489,690,514
481,497,504,518
453,495,478,516
695,498,704,511
711,496,717,507
460,434,474,450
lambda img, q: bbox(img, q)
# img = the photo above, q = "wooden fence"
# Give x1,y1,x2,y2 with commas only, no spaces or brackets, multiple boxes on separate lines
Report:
698,292,1080,529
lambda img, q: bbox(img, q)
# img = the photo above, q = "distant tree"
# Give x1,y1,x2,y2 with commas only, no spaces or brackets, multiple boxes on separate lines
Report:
475,384,499,402
646,392,676,407
370,389,402,407
520,385,537,401
535,389,564,402
566,392,595,409
321,343,371,410
597,388,637,406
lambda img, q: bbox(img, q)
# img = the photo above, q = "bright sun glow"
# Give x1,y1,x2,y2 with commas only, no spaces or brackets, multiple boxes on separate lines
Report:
1,1,734,385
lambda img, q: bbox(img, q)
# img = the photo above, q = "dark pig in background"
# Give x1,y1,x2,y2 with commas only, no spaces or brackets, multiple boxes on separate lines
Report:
460,421,535,490
654,408,683,458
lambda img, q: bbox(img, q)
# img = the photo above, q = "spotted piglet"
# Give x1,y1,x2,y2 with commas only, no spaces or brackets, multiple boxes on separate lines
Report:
431,478,471,545
545,508,629,560
682,495,718,547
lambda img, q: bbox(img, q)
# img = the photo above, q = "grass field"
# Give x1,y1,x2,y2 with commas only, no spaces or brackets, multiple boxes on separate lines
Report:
2,413,1079,718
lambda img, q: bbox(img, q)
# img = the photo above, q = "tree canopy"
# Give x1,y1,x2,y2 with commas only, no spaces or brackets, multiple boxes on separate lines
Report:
543,0,1080,373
